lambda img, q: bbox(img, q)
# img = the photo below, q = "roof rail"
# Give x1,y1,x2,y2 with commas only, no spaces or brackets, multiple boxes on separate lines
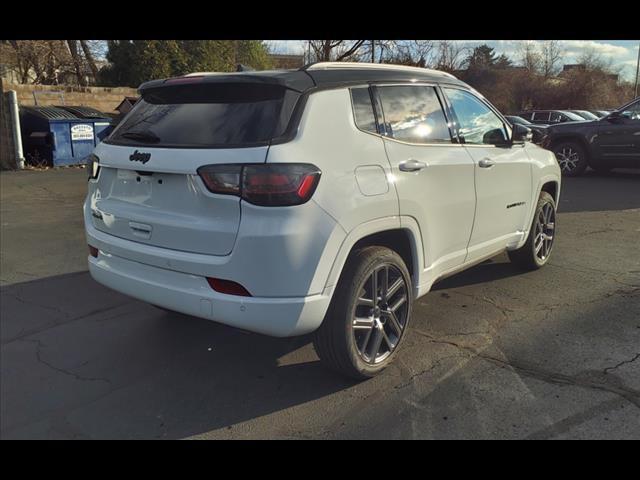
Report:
300,61,456,79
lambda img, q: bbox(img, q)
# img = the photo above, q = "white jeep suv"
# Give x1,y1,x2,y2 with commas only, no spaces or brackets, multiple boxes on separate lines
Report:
84,62,561,379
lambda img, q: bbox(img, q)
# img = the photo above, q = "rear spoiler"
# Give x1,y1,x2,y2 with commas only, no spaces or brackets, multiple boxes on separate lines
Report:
138,71,314,97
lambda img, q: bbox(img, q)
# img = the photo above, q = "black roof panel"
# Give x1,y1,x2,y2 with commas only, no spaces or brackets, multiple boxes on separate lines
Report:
138,64,468,97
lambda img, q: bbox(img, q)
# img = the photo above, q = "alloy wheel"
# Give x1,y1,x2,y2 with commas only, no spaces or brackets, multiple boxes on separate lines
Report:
534,203,556,262
556,146,581,173
352,264,409,364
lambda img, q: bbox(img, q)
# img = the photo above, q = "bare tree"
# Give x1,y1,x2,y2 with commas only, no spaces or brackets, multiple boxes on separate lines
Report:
79,40,100,80
308,40,366,62
434,41,467,72
540,40,563,78
517,41,542,74
356,40,396,63
1,40,76,84
384,40,437,67
66,40,87,86
2,40,103,86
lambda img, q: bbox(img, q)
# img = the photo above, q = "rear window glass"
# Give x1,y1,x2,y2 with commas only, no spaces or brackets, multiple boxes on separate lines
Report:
350,88,378,134
107,83,299,148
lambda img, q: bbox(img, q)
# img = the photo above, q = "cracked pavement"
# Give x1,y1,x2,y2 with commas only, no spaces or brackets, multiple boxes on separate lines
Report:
1,168,639,439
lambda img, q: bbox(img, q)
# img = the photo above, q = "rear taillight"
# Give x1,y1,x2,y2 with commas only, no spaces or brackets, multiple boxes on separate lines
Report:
206,277,252,297
197,163,321,207
87,154,100,180
88,244,98,258
198,165,241,195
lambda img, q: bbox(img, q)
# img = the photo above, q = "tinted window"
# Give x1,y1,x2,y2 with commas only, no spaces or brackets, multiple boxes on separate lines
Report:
575,110,599,120
444,88,508,145
621,100,640,120
377,85,451,144
108,83,299,147
350,88,378,133
533,112,551,122
555,111,583,122
549,112,563,123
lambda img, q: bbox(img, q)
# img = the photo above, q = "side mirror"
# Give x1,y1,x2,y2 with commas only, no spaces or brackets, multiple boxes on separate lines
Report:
605,111,624,123
483,128,510,146
511,123,532,144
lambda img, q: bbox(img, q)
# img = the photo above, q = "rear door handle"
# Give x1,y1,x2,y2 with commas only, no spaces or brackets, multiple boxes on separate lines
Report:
479,158,495,168
399,159,428,172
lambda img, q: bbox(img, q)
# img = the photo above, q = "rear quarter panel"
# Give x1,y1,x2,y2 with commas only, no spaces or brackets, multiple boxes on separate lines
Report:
266,88,399,232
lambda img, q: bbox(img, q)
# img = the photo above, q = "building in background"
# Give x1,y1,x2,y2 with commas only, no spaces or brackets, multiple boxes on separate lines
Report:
268,54,305,69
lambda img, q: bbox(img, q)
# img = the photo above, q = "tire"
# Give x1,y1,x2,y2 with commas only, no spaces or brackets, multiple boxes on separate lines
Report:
552,141,588,176
313,246,413,380
508,191,557,271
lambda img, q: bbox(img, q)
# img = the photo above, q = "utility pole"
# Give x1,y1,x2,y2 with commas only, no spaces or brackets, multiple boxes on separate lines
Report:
371,40,375,63
635,41,639,98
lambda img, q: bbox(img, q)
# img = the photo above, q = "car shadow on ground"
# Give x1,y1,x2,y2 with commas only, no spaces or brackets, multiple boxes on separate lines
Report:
1,272,356,439
431,255,524,291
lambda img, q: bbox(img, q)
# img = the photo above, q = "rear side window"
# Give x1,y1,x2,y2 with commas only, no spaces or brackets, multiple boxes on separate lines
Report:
534,112,551,122
107,83,299,148
350,88,378,134
377,85,451,144
550,112,565,123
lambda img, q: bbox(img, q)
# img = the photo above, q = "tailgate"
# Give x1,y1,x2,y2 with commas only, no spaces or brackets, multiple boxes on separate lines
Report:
88,143,268,256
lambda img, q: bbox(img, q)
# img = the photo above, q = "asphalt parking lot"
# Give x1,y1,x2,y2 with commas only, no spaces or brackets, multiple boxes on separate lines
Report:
1,167,639,439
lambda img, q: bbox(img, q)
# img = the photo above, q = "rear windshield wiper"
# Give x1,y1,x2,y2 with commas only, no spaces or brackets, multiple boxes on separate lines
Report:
119,130,161,143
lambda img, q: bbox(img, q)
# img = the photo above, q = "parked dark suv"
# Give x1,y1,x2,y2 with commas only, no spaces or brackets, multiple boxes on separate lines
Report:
504,115,548,144
517,110,586,125
541,97,640,176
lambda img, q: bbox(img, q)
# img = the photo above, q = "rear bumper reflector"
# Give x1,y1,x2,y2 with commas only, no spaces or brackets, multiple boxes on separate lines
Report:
206,277,252,297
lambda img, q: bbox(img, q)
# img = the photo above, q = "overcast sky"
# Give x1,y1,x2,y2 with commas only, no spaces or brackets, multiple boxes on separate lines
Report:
266,40,640,81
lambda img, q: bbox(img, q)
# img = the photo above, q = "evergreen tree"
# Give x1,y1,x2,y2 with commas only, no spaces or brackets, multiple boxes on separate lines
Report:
99,40,273,87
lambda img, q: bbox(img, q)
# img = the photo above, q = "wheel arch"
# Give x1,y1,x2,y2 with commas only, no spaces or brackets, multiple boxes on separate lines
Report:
324,217,424,297
540,180,559,205
549,134,592,162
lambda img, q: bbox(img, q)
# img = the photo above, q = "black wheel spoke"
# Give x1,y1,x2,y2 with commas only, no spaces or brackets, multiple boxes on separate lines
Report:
368,328,384,360
357,296,374,307
386,310,403,336
371,268,378,308
390,295,407,313
387,277,404,300
353,317,374,330
360,327,373,355
381,266,389,300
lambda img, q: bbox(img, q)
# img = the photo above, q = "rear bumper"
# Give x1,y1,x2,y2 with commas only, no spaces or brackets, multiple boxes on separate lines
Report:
89,251,332,337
